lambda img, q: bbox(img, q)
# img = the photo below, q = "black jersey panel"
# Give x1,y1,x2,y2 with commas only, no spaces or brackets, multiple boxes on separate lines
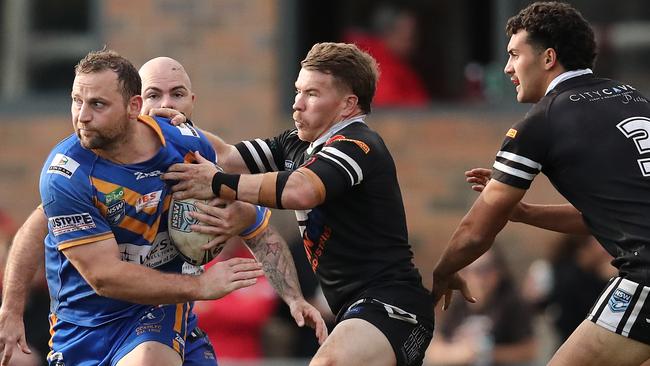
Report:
303,134,376,200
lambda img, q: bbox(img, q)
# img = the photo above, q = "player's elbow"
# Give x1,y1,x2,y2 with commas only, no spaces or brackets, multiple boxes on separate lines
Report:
84,270,117,298
456,222,495,254
86,275,110,297
218,144,248,173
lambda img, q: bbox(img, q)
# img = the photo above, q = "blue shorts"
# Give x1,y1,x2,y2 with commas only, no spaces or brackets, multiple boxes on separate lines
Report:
184,327,218,366
48,304,196,366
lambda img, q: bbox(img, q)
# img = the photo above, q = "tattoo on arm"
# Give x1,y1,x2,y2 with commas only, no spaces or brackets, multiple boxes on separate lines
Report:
244,226,303,302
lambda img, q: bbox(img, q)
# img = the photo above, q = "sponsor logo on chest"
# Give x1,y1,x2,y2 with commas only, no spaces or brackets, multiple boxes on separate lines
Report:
104,187,126,225
569,84,640,104
106,200,126,225
134,170,163,180
105,187,124,206
136,190,162,212
118,232,178,268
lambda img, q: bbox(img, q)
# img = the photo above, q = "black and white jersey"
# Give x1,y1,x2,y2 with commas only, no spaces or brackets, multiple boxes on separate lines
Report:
492,73,650,283
235,119,424,314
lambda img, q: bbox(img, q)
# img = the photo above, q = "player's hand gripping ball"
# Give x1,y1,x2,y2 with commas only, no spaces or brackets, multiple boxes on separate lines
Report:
168,197,224,265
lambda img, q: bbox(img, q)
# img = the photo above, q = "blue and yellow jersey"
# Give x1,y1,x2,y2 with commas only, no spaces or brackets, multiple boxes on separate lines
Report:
39,116,269,327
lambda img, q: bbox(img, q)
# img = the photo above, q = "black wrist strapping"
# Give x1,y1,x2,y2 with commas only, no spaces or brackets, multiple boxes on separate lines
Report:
211,172,240,200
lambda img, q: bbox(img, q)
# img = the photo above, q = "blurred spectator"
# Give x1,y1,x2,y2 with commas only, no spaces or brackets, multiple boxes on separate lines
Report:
522,235,616,345
463,62,486,102
425,246,536,366
343,3,431,107
0,209,48,366
194,239,279,361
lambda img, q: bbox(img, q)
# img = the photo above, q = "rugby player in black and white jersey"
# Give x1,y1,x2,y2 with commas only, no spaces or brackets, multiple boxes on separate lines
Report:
163,42,436,366
432,2,650,366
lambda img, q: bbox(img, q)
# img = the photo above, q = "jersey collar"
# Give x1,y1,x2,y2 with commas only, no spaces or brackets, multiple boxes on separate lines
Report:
137,115,167,146
307,115,366,155
545,69,593,96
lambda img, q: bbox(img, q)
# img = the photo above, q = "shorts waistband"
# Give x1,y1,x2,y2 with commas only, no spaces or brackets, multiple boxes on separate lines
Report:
346,298,419,325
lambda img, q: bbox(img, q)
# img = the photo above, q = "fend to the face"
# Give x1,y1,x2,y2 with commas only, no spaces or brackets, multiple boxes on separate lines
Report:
292,68,352,143
504,30,548,104
139,57,195,118
71,70,130,150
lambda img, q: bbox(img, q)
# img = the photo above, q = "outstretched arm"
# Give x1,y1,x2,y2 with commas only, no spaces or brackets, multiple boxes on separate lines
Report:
162,152,324,210
147,108,249,173
200,130,249,174
510,201,589,234
465,168,589,234
0,208,48,366
64,237,263,304
244,226,328,344
433,180,524,308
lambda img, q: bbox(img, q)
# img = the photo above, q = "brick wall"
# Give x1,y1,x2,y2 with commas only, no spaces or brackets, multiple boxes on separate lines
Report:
102,0,281,141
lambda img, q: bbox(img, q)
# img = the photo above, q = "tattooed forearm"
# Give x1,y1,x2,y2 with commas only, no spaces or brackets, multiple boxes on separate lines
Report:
244,225,303,303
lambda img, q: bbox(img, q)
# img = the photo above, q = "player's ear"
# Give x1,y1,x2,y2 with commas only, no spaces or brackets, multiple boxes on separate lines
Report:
128,95,143,118
543,48,557,70
341,94,359,117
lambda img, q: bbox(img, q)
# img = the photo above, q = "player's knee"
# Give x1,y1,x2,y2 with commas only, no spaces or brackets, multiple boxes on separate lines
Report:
118,357,180,366
116,342,182,366
310,353,344,366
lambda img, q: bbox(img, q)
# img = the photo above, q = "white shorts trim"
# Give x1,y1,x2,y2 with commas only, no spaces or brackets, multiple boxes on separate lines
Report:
588,277,650,338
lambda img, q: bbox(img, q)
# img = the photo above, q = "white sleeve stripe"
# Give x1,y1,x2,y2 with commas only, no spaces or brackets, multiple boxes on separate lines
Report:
318,153,356,186
496,151,542,170
320,146,363,183
254,138,278,171
622,285,648,336
242,140,266,172
493,161,537,181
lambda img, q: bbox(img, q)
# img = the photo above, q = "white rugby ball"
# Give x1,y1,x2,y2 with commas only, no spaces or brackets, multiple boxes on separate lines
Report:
168,197,224,266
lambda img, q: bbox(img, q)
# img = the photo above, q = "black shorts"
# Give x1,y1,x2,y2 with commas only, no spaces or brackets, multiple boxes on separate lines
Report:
587,276,650,345
337,284,434,366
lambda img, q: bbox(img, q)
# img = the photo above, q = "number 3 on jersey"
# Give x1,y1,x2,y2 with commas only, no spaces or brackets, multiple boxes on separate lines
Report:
617,117,650,176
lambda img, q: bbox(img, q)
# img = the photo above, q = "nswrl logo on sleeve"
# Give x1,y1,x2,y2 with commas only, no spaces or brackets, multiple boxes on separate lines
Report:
608,288,632,312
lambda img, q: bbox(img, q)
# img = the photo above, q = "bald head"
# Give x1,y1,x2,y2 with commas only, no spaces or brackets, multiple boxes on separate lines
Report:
139,57,195,118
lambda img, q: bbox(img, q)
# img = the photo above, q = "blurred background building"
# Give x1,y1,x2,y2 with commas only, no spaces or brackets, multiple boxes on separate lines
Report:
0,0,648,365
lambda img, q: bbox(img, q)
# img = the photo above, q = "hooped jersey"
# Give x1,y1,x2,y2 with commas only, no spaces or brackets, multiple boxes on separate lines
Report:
235,118,424,314
40,116,269,326
492,74,650,283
